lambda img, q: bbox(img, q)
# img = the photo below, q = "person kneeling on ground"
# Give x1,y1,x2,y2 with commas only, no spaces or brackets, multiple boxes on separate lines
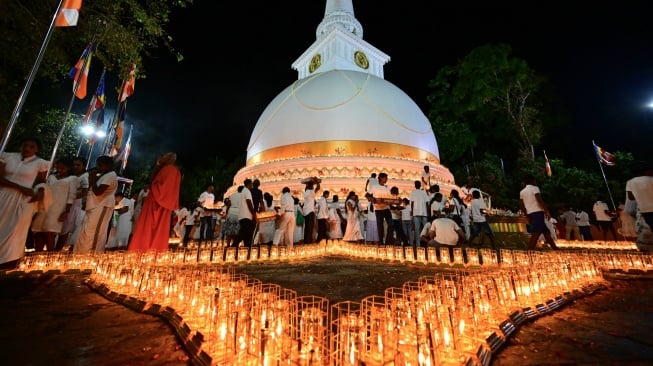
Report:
427,212,466,261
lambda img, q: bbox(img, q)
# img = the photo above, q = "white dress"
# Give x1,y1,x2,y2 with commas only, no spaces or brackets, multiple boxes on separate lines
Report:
31,174,76,233
259,201,276,244
0,153,49,264
328,204,343,239
343,199,364,242
106,197,134,249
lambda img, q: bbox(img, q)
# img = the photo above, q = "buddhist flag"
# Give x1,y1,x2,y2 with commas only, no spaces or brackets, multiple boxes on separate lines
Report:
94,69,106,110
55,0,83,27
544,150,552,177
82,69,105,124
119,64,136,102
593,141,616,166
68,42,93,99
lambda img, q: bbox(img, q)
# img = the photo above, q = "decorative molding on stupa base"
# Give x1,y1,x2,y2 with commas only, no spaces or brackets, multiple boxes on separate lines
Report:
227,155,457,201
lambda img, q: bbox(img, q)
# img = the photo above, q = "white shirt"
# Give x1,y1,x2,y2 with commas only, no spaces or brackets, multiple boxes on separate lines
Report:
430,198,446,216
198,191,215,217
520,184,542,214
238,187,254,220
470,198,487,223
317,196,329,219
303,188,317,216
626,176,653,213
280,192,294,213
576,211,591,226
429,218,461,245
410,189,429,217
0,152,49,186
370,184,391,210
86,171,118,210
421,170,431,188
116,197,134,220
366,201,376,222
593,201,612,221
401,205,412,220
227,191,241,217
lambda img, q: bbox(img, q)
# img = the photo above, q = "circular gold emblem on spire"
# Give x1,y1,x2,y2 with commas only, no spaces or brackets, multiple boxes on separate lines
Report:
309,54,322,73
354,51,369,70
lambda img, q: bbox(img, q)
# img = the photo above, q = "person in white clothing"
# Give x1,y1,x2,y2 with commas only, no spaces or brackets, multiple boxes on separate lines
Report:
31,158,76,252
106,191,134,249
173,204,190,239
75,155,118,254
593,200,618,240
468,190,495,248
370,172,394,245
421,165,432,191
343,192,363,243
576,209,593,241
328,195,344,240
231,179,257,260
519,174,558,251
427,213,466,261
0,137,49,269
410,180,429,247
197,183,215,241
302,179,320,244
56,156,89,250
316,190,330,243
625,161,653,251
278,187,296,248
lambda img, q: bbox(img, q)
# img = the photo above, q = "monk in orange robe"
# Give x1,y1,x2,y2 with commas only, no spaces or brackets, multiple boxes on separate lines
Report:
128,152,181,252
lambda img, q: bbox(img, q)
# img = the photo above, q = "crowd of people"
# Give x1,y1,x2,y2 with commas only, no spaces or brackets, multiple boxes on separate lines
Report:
1,138,651,269
0,140,182,269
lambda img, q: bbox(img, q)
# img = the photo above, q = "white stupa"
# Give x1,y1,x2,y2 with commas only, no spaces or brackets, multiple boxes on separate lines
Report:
227,0,456,199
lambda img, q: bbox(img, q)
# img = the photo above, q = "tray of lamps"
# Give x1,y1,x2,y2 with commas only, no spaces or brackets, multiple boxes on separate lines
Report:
256,210,279,222
372,193,401,205
300,177,322,184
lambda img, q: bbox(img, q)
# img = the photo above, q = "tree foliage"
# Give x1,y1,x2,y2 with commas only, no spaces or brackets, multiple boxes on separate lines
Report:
9,107,81,161
0,0,193,130
427,44,547,171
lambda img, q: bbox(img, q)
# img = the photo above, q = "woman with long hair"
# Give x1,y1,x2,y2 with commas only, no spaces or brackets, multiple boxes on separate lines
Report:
343,191,363,243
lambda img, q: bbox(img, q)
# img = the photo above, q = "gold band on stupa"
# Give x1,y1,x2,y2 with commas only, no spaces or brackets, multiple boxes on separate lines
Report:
246,140,440,166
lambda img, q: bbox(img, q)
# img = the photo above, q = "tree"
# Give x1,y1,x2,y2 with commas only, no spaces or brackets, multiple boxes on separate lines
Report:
7,107,80,161
427,44,547,168
0,0,193,130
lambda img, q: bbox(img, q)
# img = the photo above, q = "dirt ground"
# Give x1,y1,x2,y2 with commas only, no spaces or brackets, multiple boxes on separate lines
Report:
1,256,653,365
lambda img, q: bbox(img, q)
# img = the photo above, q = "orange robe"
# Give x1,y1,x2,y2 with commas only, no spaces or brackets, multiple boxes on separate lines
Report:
128,164,181,252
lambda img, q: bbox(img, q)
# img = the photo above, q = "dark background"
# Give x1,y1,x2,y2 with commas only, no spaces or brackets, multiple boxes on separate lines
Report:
58,2,653,172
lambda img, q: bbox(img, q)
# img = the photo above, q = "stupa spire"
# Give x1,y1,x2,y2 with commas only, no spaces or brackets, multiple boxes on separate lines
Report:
292,0,389,80
317,0,362,38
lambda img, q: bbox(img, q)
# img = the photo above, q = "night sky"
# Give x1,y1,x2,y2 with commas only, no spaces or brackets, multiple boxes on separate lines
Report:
74,2,653,173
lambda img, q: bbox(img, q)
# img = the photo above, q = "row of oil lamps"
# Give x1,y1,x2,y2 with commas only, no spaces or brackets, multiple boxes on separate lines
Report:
14,240,651,365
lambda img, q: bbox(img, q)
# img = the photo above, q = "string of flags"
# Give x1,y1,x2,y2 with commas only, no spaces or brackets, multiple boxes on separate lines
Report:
53,0,138,171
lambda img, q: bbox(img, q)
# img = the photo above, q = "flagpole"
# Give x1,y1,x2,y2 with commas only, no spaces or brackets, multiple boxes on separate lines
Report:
49,21,103,176
592,140,617,212
86,139,96,170
0,0,64,156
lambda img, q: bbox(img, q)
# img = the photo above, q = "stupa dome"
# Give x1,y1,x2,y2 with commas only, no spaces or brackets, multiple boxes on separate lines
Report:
246,70,440,164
